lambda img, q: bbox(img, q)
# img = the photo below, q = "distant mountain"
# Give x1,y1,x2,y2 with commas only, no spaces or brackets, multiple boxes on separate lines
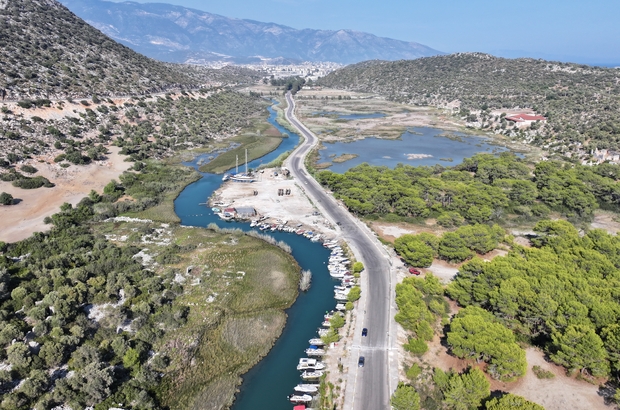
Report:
58,0,444,65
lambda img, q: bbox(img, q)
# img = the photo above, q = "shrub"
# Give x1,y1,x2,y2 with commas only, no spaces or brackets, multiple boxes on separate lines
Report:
20,164,38,174
532,365,555,379
0,192,14,205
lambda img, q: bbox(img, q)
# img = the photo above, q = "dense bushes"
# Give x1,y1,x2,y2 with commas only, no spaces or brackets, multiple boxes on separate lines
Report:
448,219,620,378
317,153,620,224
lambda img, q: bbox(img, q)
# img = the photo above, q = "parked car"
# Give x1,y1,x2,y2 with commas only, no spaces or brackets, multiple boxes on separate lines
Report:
408,267,421,275
358,356,365,367
362,328,368,337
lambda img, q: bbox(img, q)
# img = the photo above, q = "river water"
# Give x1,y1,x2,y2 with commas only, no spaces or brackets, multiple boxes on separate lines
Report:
174,103,339,410
174,103,511,409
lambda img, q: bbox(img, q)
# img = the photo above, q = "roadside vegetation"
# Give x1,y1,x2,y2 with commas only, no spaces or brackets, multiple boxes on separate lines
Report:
317,152,620,226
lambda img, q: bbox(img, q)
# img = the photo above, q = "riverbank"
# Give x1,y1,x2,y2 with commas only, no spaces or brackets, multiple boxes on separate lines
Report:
210,167,338,238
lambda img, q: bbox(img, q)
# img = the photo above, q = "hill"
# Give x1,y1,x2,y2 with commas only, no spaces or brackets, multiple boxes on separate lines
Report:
58,0,444,65
0,0,260,100
318,53,620,156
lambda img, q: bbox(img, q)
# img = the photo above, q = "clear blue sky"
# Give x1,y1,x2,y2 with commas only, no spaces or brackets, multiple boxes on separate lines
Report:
112,0,620,64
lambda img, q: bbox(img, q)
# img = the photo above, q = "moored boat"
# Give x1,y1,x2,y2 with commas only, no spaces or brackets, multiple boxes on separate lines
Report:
294,384,319,394
288,393,313,403
305,348,325,356
301,370,323,380
308,338,325,346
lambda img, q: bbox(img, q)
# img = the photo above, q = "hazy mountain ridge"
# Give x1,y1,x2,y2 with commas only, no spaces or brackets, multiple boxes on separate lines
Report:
319,53,620,151
59,0,444,64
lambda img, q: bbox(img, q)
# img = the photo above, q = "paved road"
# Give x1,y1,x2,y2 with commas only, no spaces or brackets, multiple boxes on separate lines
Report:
283,92,393,410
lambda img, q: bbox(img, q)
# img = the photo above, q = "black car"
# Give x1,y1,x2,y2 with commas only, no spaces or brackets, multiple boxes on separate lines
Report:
358,356,365,367
362,328,368,337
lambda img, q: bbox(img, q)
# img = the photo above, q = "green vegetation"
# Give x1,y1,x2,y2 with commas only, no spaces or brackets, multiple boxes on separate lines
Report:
447,307,527,381
448,219,620,378
532,365,555,379
270,76,306,94
0,169,54,189
0,192,13,205
395,275,449,357
319,53,620,156
317,153,620,224
199,134,283,173
432,367,490,410
391,382,420,410
485,394,545,410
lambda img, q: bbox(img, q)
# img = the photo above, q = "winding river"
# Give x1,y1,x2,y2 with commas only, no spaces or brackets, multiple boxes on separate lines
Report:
174,103,338,410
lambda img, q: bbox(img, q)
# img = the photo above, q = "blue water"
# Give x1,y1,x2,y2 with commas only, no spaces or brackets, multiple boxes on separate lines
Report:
318,127,509,173
313,111,386,120
174,102,339,410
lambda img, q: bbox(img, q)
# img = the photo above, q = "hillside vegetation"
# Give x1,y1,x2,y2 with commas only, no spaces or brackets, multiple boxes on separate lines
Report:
319,53,620,154
0,0,260,100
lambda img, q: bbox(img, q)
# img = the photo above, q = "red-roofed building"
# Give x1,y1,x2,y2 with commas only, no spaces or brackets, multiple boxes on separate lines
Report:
505,113,546,127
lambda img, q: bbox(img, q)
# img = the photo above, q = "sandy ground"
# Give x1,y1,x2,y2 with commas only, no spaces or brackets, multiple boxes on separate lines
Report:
591,211,620,234
210,168,338,239
0,146,131,243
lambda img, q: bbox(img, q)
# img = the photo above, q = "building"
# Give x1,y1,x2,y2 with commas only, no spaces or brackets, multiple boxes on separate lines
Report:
505,113,547,128
234,206,257,219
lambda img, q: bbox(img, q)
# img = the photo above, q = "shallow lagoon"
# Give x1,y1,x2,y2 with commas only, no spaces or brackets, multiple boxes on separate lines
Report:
318,127,508,173
312,111,386,120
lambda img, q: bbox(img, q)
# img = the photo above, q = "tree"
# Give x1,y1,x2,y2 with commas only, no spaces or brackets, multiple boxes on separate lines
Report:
485,394,544,410
551,325,610,377
0,192,13,205
7,342,32,371
439,232,473,263
395,235,435,268
352,261,364,273
391,382,420,410
442,368,490,410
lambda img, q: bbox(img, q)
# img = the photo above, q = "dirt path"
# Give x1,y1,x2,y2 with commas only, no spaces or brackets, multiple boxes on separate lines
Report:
0,146,131,243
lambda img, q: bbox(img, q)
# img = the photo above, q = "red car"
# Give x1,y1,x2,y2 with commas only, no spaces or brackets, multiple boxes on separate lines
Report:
408,267,421,275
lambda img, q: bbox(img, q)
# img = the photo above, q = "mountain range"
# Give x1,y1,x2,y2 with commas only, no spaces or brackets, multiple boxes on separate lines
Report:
58,0,444,65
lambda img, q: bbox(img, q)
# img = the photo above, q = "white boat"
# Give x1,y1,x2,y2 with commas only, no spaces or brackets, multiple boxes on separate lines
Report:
318,328,329,336
305,348,325,356
297,358,325,371
308,338,325,346
294,384,319,394
222,174,230,181
217,212,234,221
334,288,351,296
249,220,257,227
301,371,324,380
335,303,346,311
321,321,331,327
329,271,345,279
230,150,255,182
335,293,348,301
288,393,313,403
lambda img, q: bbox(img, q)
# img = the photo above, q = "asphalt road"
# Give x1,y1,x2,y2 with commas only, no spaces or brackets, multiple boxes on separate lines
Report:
283,92,392,409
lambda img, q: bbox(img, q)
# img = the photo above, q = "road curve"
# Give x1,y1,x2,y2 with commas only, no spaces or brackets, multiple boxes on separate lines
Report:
283,92,394,410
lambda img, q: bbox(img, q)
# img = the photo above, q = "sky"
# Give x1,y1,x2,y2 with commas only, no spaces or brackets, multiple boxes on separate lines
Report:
110,0,620,64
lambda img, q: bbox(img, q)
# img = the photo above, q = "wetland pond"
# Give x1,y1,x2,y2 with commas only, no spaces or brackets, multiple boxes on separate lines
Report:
318,126,510,173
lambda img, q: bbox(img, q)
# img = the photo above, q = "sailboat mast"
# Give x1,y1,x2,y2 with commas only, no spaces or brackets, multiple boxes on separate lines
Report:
245,149,248,174
236,155,238,174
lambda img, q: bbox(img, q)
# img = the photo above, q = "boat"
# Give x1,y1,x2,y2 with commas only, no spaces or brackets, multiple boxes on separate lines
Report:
229,150,255,183
288,394,313,403
296,229,305,235
308,338,325,346
294,384,319,394
222,174,230,181
301,371,323,380
297,358,325,370
211,207,220,212
335,293,348,301
335,303,346,311
317,328,329,336
249,220,257,227
217,212,234,221
321,321,331,327
305,348,326,356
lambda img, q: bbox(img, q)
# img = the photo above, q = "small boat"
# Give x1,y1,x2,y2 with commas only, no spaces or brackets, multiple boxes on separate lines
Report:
288,393,313,403
305,348,326,356
211,207,220,212
308,338,325,346
222,174,230,181
296,229,305,235
249,220,257,227
297,358,325,370
217,213,234,221
335,293,348,301
321,321,331,328
317,328,329,336
294,384,319,394
301,371,323,380
335,303,346,311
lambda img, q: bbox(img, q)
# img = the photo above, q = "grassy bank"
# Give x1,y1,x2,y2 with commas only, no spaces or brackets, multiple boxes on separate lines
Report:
93,220,300,410
199,134,284,174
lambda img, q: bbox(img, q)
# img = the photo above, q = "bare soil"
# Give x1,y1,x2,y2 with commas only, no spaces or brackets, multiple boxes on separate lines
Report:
211,168,338,238
0,146,131,243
